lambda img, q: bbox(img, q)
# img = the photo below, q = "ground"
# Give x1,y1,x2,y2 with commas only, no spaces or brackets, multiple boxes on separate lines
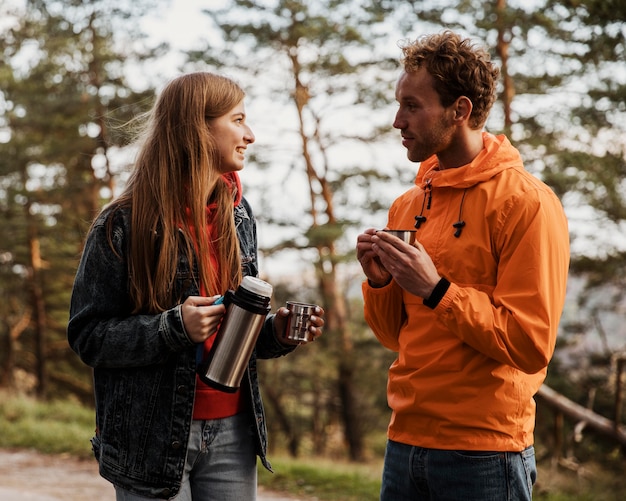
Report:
0,449,305,501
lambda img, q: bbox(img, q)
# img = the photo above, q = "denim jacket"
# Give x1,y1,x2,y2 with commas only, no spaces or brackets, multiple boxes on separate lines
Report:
67,197,294,499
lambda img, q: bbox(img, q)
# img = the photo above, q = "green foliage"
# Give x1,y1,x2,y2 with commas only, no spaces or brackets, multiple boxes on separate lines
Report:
533,458,626,500
194,0,403,236
260,279,394,459
0,0,158,400
0,392,94,458
258,455,382,501
195,0,411,462
0,0,625,482
0,393,624,499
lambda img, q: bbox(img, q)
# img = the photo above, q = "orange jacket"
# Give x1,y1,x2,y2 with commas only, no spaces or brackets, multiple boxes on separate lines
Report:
363,133,570,451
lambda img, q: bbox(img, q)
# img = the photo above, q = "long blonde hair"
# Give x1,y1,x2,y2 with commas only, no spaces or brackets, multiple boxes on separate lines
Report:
113,72,244,313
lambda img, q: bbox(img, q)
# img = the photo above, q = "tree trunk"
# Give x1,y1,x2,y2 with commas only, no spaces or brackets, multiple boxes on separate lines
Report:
264,384,300,457
317,259,364,461
312,377,326,456
0,306,31,388
290,52,365,460
0,321,15,388
338,359,364,461
26,205,47,398
536,384,626,446
495,0,514,130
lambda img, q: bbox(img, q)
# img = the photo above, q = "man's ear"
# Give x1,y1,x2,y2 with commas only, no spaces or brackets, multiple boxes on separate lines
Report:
453,96,473,123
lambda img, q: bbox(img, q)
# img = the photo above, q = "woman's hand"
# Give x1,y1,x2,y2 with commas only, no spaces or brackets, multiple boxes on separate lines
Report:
274,305,325,346
181,295,226,343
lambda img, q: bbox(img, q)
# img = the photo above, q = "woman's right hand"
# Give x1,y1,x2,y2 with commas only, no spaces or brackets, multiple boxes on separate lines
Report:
181,295,226,343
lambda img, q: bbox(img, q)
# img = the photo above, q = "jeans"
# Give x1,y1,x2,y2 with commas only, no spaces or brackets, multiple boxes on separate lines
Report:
115,413,257,501
380,440,536,501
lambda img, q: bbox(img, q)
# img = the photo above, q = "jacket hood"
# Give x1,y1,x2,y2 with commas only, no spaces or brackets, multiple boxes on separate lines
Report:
222,171,243,207
415,132,523,189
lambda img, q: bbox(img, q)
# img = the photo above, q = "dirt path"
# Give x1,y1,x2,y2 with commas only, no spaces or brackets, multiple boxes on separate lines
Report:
0,449,306,500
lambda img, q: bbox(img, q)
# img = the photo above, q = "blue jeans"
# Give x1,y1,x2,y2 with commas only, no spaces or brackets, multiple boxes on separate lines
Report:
115,413,257,501
380,440,536,501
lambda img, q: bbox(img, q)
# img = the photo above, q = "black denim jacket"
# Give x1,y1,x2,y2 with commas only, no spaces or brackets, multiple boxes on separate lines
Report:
67,197,294,499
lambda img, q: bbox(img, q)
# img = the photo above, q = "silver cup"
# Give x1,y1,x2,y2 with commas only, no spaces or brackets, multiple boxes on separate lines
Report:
381,229,416,244
284,301,318,343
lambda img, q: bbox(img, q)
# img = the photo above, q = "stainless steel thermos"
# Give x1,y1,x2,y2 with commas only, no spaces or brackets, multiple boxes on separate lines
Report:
197,276,273,392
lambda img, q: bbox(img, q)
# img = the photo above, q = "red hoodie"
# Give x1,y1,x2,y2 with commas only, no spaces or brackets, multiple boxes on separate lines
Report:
192,172,248,420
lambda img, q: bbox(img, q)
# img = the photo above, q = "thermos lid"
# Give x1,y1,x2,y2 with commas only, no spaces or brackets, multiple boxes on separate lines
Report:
240,276,273,299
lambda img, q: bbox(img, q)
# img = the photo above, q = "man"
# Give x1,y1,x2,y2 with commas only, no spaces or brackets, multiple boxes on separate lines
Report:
356,31,569,500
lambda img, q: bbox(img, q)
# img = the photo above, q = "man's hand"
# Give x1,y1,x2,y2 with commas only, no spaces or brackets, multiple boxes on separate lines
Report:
369,230,441,298
356,228,393,287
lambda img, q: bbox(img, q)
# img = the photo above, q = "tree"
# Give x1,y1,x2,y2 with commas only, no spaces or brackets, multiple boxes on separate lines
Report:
538,0,626,298
188,0,411,460
0,0,160,398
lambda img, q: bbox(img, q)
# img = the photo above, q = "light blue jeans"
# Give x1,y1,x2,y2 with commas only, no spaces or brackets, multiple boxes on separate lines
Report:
115,413,257,501
380,440,536,501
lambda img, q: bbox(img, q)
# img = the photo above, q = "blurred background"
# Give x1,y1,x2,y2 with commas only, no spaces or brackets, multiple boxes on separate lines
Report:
1,0,625,499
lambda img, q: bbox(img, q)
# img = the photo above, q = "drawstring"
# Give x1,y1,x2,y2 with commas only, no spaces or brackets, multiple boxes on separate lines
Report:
414,179,432,229
453,189,467,238
413,181,468,238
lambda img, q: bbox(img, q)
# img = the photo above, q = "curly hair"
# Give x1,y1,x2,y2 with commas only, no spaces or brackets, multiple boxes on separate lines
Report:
400,31,500,129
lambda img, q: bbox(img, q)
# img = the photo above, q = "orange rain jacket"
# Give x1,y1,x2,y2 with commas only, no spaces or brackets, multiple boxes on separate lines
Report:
363,133,570,452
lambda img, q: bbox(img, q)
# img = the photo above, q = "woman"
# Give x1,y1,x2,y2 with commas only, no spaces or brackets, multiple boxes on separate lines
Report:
67,72,324,500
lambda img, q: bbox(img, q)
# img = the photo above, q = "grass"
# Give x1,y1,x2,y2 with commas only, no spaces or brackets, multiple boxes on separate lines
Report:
1,391,625,500
0,391,382,499
259,455,382,500
533,459,626,501
0,392,95,458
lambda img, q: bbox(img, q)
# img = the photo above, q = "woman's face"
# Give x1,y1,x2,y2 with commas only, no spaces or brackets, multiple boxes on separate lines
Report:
210,99,255,173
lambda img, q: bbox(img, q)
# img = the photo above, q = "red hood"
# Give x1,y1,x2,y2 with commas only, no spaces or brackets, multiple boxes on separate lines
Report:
222,171,242,207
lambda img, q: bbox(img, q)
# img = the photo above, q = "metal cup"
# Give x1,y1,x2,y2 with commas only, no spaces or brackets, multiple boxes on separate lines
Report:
381,229,416,244
284,301,318,343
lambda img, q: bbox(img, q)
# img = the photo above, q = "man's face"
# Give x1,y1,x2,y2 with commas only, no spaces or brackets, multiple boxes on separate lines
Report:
393,68,456,164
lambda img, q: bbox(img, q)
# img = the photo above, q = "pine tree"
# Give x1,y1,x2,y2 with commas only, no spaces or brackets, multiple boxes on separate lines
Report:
189,0,410,461
0,0,159,398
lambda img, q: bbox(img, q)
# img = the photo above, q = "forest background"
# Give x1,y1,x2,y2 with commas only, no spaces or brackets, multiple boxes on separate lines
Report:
1,0,626,498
